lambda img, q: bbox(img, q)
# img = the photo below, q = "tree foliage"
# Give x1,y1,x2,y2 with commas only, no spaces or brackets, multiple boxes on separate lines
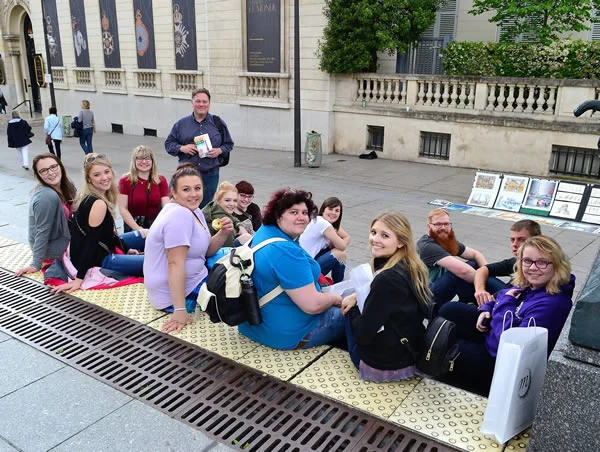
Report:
318,0,443,74
469,0,600,45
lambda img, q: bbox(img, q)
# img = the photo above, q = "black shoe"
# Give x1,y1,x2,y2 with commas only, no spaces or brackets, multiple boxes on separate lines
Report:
359,151,378,160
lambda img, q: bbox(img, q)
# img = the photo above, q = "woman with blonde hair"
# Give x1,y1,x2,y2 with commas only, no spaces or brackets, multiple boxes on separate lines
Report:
53,153,145,293
118,145,169,235
77,99,95,154
202,181,252,247
438,235,575,395
342,212,431,382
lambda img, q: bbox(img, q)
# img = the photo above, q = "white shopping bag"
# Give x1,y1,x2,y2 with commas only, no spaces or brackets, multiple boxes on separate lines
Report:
481,325,548,444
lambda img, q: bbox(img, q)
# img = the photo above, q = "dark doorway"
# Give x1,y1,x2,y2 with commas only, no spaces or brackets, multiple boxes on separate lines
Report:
23,15,42,113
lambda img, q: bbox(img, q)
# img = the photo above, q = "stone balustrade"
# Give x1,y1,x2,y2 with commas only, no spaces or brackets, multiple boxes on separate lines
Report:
51,67,67,89
73,68,95,90
103,70,124,89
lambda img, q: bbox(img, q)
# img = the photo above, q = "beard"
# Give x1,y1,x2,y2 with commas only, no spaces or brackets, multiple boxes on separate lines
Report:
430,229,460,256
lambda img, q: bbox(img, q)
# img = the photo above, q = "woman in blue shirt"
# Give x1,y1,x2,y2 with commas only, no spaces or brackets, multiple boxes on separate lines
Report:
238,189,344,350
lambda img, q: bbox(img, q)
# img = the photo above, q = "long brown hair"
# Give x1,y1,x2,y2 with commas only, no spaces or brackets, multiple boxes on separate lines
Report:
126,145,160,185
32,153,76,204
371,212,432,310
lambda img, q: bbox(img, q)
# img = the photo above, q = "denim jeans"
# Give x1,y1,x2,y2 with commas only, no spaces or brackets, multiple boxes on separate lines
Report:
300,305,345,348
344,314,360,369
79,127,94,155
100,231,145,276
315,249,346,283
200,167,219,209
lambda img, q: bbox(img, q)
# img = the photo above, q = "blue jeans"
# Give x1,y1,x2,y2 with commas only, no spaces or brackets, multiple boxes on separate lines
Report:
315,249,346,283
300,305,345,348
100,231,145,276
200,167,219,209
79,127,93,154
345,314,360,369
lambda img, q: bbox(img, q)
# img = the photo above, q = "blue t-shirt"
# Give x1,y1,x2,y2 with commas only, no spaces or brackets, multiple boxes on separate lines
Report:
238,225,321,349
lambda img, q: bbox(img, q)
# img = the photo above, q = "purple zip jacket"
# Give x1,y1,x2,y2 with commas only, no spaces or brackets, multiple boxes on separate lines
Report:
479,274,575,357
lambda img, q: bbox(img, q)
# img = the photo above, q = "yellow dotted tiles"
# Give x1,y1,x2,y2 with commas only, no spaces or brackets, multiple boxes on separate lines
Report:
240,345,331,381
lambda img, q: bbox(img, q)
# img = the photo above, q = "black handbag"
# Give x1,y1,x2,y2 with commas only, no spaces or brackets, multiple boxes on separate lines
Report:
416,317,460,377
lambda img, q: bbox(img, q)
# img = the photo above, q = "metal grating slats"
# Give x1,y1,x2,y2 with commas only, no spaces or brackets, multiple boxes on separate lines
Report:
0,267,457,452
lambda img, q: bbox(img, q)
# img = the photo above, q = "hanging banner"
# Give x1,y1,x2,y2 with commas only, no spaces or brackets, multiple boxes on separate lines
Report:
99,0,121,68
43,0,64,67
69,0,90,67
173,1,197,70
247,0,280,72
133,0,156,69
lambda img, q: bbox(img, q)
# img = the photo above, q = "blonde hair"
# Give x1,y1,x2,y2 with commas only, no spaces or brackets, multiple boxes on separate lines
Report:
213,181,238,203
427,208,450,224
126,145,160,185
512,236,571,294
81,100,90,109
370,212,432,310
76,153,119,220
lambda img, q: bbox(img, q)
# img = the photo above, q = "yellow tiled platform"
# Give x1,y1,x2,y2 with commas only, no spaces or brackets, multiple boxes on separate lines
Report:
148,312,259,360
292,347,420,418
76,283,165,324
239,344,331,381
0,236,20,248
0,243,33,272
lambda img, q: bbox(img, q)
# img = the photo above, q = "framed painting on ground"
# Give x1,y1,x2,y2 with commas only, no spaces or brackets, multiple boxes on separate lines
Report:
581,186,600,225
494,175,529,212
549,181,587,221
467,172,501,208
520,179,558,217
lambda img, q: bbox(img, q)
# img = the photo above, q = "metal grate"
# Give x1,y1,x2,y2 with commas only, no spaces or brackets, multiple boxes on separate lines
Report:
0,269,456,452
111,123,124,134
367,126,384,151
420,131,450,160
550,145,600,178
0,268,58,318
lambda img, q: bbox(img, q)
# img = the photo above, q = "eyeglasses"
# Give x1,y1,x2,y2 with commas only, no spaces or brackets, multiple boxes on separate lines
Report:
239,194,254,200
521,258,552,269
85,153,108,165
430,222,452,228
135,156,152,162
38,163,60,176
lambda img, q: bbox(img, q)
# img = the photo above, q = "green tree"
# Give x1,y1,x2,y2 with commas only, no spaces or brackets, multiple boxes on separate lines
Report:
318,0,443,74
469,0,600,45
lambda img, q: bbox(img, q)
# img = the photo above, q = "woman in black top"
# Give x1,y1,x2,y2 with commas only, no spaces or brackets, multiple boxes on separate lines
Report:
53,153,144,293
7,111,32,170
342,211,431,382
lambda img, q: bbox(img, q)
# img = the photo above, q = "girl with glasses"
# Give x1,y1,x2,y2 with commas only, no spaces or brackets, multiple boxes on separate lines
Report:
117,146,169,236
233,180,262,233
299,197,350,283
52,153,145,294
438,236,575,395
15,153,76,278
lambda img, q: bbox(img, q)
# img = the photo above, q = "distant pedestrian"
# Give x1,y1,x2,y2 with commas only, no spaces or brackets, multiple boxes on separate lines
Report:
0,88,7,114
77,99,95,154
165,88,234,208
44,106,63,159
7,111,32,170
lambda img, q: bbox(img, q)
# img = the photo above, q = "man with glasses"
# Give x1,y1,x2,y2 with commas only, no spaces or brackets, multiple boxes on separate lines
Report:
165,88,234,208
473,219,541,306
417,208,488,311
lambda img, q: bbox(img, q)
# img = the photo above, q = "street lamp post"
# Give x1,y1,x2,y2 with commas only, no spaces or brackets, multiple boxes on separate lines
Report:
293,0,301,167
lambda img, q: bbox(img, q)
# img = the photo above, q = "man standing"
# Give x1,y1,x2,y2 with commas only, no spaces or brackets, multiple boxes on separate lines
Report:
473,219,541,305
165,88,234,207
417,208,490,309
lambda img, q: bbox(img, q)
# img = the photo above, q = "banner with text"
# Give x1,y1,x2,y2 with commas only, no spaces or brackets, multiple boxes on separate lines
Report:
246,0,280,72
43,0,64,67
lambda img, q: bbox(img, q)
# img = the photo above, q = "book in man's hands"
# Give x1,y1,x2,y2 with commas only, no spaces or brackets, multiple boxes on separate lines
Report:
194,133,212,158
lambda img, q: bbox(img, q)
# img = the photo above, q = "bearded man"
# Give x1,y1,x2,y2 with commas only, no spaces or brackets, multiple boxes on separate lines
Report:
417,208,489,312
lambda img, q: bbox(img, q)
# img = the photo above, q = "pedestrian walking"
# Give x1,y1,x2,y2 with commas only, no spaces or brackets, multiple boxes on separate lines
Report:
7,111,32,170
44,106,63,159
77,100,95,154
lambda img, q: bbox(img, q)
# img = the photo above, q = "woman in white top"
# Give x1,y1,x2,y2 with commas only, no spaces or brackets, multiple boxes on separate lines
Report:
299,197,350,283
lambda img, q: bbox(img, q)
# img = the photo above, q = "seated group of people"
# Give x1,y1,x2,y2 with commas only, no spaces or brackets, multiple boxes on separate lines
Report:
17,152,575,397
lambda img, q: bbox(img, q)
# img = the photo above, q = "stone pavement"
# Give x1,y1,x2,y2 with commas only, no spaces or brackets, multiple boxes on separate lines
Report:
0,125,598,451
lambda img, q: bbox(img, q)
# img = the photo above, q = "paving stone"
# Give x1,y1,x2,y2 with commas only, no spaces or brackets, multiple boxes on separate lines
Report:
0,438,17,452
0,331,10,343
51,400,233,452
0,367,131,451
0,339,64,398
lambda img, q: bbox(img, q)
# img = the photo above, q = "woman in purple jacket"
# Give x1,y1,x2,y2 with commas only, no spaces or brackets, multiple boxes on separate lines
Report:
438,236,574,395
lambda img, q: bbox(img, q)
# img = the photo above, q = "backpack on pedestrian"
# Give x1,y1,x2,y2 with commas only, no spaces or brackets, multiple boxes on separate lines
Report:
197,238,285,326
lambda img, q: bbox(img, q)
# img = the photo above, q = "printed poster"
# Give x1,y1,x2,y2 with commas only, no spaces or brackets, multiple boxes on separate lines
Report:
467,172,501,208
520,179,559,217
43,0,64,67
173,0,197,70
99,0,121,68
133,0,156,69
549,181,587,220
494,175,529,212
69,0,90,67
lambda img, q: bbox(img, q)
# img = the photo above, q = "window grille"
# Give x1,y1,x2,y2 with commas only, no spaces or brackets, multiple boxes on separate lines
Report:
550,145,600,178
111,123,123,134
366,126,384,151
420,132,451,160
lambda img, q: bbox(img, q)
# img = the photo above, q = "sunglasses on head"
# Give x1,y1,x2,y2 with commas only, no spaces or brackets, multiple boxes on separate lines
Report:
85,153,108,165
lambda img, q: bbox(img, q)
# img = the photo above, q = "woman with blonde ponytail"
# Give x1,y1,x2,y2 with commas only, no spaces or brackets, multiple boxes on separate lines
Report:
342,212,431,382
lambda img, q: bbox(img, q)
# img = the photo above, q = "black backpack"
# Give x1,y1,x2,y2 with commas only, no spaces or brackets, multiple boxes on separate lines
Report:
416,317,461,377
198,238,285,326
212,115,230,167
